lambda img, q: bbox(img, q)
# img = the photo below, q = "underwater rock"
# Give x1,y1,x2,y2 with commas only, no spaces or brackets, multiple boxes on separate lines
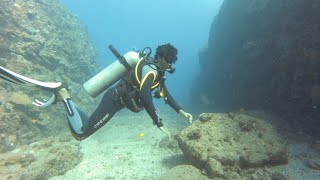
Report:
271,172,290,180
0,136,82,179
307,159,320,170
205,158,224,178
310,140,320,150
159,135,180,153
9,91,32,105
176,113,288,178
186,130,202,140
199,113,212,122
0,0,100,151
192,0,320,135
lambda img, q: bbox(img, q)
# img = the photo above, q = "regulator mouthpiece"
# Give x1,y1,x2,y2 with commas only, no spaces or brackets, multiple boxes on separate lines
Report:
167,64,175,74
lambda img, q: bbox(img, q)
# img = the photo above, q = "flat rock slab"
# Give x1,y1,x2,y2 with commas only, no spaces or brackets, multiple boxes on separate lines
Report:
176,113,288,178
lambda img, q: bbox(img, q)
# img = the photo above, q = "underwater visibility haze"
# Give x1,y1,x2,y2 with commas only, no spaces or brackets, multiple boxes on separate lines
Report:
0,0,319,179
61,0,224,104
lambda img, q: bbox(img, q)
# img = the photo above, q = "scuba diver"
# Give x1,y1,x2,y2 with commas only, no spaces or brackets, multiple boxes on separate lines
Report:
0,43,193,141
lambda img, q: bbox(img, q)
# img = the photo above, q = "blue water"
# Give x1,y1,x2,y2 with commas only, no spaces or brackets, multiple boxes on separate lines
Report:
61,0,223,104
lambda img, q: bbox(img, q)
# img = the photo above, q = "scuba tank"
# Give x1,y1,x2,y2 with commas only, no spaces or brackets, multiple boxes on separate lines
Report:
83,45,151,98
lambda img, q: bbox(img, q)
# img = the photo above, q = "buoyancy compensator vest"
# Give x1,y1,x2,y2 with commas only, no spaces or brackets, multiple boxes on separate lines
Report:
82,45,167,110
133,53,168,102
115,47,167,112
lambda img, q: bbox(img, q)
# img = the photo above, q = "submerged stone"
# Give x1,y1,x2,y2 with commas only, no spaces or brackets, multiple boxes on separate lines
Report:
176,113,288,178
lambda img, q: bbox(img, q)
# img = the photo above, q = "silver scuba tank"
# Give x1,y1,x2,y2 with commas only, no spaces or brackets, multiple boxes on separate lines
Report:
83,47,141,98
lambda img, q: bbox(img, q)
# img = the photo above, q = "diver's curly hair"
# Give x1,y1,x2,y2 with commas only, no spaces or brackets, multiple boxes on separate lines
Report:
155,43,178,64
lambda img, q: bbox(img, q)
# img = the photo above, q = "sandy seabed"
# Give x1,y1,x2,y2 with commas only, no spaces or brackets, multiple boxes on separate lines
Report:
50,105,188,180
49,105,320,180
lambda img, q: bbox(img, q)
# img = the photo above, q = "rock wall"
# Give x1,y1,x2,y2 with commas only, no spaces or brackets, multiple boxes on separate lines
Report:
0,0,99,152
192,0,320,134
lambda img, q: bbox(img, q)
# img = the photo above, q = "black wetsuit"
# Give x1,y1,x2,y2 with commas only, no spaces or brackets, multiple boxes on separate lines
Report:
67,61,181,141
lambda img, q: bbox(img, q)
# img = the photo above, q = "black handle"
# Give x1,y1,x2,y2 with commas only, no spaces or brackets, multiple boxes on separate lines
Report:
108,45,131,70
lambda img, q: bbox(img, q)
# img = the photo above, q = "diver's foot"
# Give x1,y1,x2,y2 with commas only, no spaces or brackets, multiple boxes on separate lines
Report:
58,87,70,100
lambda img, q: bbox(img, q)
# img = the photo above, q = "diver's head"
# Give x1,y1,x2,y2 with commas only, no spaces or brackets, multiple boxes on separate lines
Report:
155,43,177,74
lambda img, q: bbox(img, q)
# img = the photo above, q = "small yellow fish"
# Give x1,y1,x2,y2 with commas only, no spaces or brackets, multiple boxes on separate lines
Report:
31,118,37,124
139,133,144,137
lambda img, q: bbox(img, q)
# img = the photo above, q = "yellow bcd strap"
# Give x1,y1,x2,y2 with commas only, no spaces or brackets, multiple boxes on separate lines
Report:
160,87,165,97
135,58,159,89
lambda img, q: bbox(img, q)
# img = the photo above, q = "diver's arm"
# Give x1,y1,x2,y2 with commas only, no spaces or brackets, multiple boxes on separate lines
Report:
163,85,193,123
140,75,172,139
139,74,163,127
163,85,181,112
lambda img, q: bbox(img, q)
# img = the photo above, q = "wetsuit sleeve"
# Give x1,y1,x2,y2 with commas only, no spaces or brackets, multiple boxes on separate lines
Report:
163,85,182,113
139,72,163,127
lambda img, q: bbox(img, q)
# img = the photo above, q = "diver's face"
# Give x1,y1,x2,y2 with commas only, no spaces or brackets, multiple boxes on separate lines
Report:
159,57,175,74
159,57,170,69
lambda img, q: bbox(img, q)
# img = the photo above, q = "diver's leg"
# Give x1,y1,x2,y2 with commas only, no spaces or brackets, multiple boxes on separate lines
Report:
71,87,123,140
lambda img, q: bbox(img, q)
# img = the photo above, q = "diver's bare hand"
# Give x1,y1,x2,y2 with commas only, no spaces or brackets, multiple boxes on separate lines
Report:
179,109,193,124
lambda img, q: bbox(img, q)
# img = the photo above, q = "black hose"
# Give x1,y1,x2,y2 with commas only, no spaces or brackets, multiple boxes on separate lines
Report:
108,45,131,70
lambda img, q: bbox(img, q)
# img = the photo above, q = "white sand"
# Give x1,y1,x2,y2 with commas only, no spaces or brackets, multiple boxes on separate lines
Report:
50,105,189,180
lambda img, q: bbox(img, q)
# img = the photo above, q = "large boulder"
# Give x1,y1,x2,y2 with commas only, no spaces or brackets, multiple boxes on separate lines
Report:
176,113,288,178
